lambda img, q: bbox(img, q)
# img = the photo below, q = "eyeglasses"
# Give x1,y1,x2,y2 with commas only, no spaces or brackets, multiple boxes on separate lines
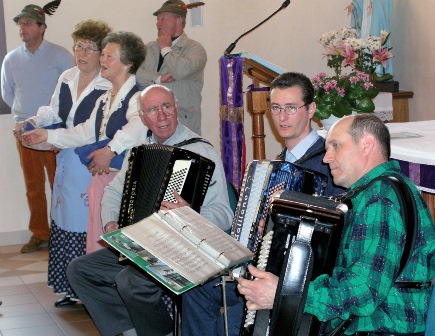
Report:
16,20,37,27
269,103,310,116
141,103,175,117
73,44,100,55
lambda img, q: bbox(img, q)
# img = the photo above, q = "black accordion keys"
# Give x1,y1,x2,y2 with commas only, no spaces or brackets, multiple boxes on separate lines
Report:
241,190,347,336
118,144,215,228
231,160,328,274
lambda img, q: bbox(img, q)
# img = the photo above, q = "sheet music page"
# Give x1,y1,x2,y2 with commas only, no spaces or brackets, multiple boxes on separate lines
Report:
158,207,252,268
102,230,195,294
121,215,223,284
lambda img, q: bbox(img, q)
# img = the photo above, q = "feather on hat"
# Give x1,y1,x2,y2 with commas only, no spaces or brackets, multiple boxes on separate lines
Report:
13,1,61,25
153,0,205,18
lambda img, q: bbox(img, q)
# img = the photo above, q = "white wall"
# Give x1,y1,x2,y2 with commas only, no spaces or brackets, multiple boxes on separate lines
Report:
1,0,434,244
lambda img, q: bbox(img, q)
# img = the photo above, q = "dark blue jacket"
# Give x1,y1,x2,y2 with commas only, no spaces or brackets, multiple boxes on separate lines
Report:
278,137,345,197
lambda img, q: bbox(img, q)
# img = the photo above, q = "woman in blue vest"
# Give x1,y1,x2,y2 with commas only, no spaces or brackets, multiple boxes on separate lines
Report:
16,19,112,307
21,30,148,300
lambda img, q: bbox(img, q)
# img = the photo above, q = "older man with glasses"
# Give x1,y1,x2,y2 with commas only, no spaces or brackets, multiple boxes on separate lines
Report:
66,84,233,336
1,2,74,253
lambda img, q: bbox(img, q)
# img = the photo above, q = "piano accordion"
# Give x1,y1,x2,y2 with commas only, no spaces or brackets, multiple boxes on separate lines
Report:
240,190,347,336
118,144,215,228
231,160,328,271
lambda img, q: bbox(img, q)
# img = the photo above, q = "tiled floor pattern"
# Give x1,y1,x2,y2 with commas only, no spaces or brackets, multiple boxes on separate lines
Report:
0,245,100,335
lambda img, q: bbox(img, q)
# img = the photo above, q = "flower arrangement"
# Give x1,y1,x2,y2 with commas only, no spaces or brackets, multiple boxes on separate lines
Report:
312,70,379,120
318,27,393,82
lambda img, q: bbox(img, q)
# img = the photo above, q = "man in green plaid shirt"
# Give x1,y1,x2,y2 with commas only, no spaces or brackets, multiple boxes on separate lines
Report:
238,114,435,335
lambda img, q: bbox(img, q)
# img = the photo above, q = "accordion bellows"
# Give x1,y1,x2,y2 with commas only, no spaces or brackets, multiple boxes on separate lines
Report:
118,144,215,228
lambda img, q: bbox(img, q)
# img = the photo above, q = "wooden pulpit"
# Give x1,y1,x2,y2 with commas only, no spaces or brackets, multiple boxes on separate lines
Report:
241,54,285,159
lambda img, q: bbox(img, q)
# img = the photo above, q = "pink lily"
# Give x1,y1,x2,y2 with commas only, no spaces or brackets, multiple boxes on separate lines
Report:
341,46,358,68
373,48,393,67
325,45,339,56
325,41,346,56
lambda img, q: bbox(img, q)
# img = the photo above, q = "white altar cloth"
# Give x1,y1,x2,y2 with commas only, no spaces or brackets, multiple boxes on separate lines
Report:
386,120,435,166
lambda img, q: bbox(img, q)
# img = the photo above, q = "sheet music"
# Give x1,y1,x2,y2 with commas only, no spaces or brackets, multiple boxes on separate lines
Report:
159,207,252,267
122,215,223,284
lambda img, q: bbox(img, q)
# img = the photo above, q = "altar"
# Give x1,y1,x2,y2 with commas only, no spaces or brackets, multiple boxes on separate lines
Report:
386,121,435,219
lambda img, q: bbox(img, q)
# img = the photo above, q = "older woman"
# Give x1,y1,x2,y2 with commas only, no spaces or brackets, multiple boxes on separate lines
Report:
16,19,112,307
23,32,147,257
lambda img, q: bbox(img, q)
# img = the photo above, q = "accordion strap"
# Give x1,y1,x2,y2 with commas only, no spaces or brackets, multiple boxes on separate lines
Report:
146,129,213,148
340,173,418,282
269,217,315,336
173,137,212,148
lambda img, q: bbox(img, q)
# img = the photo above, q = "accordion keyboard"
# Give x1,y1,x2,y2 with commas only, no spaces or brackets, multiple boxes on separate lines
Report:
163,160,192,203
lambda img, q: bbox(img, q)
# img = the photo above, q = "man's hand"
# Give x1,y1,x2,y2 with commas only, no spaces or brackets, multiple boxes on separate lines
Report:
21,129,48,146
104,221,119,234
87,146,115,175
14,121,25,141
160,190,190,210
237,265,278,311
14,119,36,142
157,29,172,50
160,72,175,83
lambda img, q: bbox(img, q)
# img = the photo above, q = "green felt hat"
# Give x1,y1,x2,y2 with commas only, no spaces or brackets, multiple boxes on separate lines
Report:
13,1,61,25
153,1,205,18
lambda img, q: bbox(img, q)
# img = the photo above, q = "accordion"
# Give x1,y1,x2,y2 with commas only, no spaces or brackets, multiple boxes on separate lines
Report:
231,160,328,275
118,144,215,228
240,190,347,336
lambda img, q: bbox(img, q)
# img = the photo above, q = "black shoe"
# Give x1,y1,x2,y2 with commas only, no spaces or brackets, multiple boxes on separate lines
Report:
54,296,77,307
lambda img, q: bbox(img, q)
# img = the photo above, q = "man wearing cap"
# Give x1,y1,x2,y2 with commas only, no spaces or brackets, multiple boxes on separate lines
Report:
1,3,74,253
136,0,207,135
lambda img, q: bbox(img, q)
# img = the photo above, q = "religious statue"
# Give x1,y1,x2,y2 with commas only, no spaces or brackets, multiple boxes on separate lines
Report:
346,0,393,78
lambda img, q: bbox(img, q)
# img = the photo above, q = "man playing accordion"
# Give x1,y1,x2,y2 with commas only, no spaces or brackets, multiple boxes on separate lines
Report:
181,72,344,335
236,115,435,336
66,84,233,336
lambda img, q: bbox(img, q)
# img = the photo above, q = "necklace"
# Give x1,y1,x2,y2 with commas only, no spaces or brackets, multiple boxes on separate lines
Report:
79,76,90,88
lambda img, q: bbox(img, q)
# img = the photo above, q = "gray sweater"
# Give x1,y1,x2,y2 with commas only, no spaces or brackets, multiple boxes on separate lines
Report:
101,123,233,231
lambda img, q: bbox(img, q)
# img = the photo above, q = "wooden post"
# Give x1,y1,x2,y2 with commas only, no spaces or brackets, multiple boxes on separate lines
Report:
390,91,414,123
242,57,280,159
246,90,269,160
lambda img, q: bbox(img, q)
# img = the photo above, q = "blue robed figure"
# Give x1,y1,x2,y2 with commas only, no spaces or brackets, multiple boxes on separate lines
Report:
349,0,393,77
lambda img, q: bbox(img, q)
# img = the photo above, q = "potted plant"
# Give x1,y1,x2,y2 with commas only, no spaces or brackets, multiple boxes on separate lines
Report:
312,71,379,128
312,26,393,127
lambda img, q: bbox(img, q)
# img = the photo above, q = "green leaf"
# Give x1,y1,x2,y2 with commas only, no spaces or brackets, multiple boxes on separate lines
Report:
357,98,375,112
365,87,380,99
314,108,332,120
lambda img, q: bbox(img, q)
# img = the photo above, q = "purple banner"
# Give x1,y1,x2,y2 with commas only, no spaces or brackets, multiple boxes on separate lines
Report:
219,56,245,190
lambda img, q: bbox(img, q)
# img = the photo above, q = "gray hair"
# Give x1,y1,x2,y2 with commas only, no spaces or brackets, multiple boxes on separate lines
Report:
348,114,391,159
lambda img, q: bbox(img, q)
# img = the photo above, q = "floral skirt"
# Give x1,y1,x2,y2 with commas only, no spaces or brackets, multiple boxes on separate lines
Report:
47,221,86,298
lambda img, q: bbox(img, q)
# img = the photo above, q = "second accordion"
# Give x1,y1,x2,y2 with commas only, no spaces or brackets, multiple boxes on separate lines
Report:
118,144,215,228
240,190,347,336
231,160,328,264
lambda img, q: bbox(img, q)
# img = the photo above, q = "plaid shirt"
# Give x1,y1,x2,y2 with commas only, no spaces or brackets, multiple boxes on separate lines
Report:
305,160,435,334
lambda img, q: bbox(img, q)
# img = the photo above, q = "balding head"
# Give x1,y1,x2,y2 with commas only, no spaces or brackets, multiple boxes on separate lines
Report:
323,114,389,188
